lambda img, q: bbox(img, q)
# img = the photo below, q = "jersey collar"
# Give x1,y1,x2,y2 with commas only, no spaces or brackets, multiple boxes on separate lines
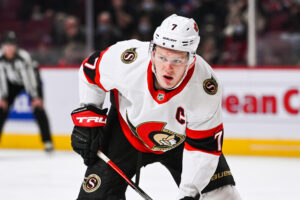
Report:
147,61,195,104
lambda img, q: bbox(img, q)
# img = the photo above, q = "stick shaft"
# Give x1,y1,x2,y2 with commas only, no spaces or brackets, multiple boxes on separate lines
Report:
97,151,153,200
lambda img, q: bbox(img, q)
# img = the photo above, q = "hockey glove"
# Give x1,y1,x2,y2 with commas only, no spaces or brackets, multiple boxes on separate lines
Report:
71,105,108,166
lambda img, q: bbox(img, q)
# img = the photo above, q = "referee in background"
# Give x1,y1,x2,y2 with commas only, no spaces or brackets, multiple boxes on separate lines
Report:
0,31,53,152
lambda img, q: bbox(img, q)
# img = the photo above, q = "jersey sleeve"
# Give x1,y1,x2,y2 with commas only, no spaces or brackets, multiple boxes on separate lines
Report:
178,106,223,198
79,43,122,107
178,62,224,198
79,49,110,107
185,103,223,155
79,39,147,107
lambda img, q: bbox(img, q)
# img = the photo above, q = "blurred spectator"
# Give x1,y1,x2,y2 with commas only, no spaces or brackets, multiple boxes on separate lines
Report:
258,0,291,31
138,0,164,28
192,0,228,35
51,15,85,46
50,14,86,65
64,16,85,43
256,12,267,36
50,12,67,46
190,0,228,64
129,31,142,40
31,35,60,65
137,15,153,41
256,0,300,65
140,0,156,12
18,0,79,21
220,1,248,66
199,37,220,65
0,0,299,66
224,14,247,41
31,5,44,20
162,2,178,18
109,0,136,39
284,0,300,32
95,11,121,51
59,41,86,65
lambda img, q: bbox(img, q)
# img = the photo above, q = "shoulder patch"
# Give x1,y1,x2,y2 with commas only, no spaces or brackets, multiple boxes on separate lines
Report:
203,76,218,95
82,174,101,193
121,48,137,64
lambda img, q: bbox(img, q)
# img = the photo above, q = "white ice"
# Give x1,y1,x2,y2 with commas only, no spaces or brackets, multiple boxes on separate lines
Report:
0,149,299,200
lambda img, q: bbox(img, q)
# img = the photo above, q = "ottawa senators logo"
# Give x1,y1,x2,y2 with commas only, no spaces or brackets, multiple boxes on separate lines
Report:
203,76,218,95
82,174,101,193
121,48,137,64
126,112,185,151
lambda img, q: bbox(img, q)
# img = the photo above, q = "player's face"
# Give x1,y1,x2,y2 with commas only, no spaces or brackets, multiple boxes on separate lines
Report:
2,43,17,60
152,46,188,90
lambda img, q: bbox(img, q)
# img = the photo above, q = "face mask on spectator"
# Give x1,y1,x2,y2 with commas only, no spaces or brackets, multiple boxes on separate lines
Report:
234,24,245,34
142,2,154,11
98,24,110,33
138,24,151,34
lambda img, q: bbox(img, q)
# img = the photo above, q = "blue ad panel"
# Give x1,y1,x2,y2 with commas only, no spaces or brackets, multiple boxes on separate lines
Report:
8,91,34,120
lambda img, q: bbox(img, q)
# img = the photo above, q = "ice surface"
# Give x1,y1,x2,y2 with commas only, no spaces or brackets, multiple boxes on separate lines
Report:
0,149,299,200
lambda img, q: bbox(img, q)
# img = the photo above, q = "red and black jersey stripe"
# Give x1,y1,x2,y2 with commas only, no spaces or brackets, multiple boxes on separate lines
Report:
82,48,110,92
185,124,223,155
82,50,101,84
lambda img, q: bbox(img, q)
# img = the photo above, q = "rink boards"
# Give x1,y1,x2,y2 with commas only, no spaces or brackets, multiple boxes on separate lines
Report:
1,67,300,157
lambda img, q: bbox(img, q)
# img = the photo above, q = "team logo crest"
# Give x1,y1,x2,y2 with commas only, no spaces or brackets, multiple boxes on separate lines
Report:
126,112,185,151
203,76,218,95
121,48,137,64
82,174,101,193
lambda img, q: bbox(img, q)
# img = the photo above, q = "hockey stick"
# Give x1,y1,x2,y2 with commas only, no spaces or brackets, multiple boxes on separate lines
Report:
97,151,153,200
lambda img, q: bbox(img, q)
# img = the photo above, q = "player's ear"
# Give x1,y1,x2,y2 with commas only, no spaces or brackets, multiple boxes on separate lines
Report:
152,48,156,57
151,48,156,63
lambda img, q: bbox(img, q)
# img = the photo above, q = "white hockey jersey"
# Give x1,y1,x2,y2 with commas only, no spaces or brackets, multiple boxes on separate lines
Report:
78,39,224,198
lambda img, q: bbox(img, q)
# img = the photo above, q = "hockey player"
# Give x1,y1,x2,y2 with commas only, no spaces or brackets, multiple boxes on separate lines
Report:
71,14,241,199
0,31,53,152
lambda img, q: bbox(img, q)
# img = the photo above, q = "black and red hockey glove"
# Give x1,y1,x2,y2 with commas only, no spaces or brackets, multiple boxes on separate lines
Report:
71,105,108,166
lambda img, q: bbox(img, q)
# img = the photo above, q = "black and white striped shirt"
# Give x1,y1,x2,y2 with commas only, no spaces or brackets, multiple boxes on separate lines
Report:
0,48,39,99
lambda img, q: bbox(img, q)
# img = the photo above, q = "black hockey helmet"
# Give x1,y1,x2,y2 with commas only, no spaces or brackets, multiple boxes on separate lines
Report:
1,31,18,45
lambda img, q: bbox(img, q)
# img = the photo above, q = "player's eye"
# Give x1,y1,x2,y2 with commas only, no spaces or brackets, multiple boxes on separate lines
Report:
173,60,182,64
159,56,167,62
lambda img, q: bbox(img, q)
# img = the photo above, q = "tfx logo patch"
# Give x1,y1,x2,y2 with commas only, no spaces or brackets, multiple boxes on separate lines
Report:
8,91,34,120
